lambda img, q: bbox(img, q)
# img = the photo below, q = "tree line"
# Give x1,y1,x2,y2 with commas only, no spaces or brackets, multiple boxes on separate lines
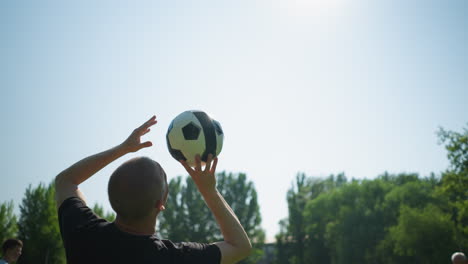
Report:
1,125,466,264
275,126,467,264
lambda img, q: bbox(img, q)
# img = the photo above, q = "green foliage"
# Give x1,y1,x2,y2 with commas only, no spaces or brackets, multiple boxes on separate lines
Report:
304,179,393,264
276,173,462,264
274,219,293,264
217,172,265,264
275,173,348,264
92,204,116,222
0,200,18,245
17,183,65,264
159,175,218,241
436,125,468,250
159,171,265,264
437,125,468,173
274,125,468,264
381,178,439,230
276,172,461,264
386,205,456,264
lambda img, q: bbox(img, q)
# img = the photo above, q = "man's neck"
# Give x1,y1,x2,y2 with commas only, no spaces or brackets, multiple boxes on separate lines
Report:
114,215,157,236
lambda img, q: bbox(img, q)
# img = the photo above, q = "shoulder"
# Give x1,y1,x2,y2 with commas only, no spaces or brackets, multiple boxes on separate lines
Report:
58,197,100,225
58,196,87,215
58,197,108,239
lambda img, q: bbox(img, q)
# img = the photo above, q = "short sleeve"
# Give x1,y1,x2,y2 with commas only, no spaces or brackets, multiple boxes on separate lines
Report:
58,197,106,246
164,240,221,264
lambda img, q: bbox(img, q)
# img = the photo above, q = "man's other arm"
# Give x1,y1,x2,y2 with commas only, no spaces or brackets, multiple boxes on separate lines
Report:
55,116,157,207
181,155,252,264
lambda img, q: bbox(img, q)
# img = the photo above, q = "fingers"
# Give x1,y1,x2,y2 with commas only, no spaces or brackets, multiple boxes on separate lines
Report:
211,157,218,173
195,154,202,172
204,154,213,172
143,115,157,127
182,154,217,175
180,160,193,174
140,128,150,136
140,141,153,149
137,115,157,133
145,115,157,125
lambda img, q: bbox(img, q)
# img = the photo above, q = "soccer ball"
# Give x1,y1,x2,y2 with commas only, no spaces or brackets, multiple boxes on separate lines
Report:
166,110,224,167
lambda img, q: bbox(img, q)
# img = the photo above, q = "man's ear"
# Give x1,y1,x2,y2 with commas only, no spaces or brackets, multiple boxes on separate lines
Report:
155,200,166,211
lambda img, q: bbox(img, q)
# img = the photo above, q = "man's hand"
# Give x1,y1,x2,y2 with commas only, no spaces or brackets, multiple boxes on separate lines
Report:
180,154,218,195
120,115,157,153
55,115,158,208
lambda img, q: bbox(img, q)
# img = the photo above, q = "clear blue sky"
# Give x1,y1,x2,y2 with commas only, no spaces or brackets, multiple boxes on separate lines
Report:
1,0,467,241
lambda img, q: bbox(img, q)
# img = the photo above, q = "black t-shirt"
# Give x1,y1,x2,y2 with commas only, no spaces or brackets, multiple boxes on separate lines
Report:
58,197,221,264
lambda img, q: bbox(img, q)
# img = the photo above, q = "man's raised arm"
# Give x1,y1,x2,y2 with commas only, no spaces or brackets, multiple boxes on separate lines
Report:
180,155,252,264
55,116,157,207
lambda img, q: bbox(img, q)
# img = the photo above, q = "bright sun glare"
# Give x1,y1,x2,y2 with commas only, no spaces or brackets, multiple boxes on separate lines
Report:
284,0,347,18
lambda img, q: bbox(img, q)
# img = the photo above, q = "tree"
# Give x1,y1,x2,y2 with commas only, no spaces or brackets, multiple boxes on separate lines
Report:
437,125,468,173
303,179,392,264
274,219,293,264
276,173,347,264
437,125,468,250
159,171,265,264
284,173,310,264
381,178,438,226
217,172,265,264
159,175,217,241
0,200,18,244
17,183,65,264
386,205,457,264
273,125,467,264
279,172,452,264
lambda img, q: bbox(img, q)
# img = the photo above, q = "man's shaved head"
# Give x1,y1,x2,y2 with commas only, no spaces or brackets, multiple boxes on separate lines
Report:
108,157,167,222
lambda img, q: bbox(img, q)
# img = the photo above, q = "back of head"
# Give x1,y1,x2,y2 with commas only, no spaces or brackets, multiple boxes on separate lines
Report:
452,252,467,264
108,157,167,222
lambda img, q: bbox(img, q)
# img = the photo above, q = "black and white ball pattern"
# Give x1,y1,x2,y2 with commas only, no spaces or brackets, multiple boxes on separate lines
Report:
166,110,224,166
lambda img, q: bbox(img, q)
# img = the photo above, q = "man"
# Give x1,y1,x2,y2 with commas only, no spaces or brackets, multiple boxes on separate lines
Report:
452,252,467,264
0,239,22,264
55,115,251,264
